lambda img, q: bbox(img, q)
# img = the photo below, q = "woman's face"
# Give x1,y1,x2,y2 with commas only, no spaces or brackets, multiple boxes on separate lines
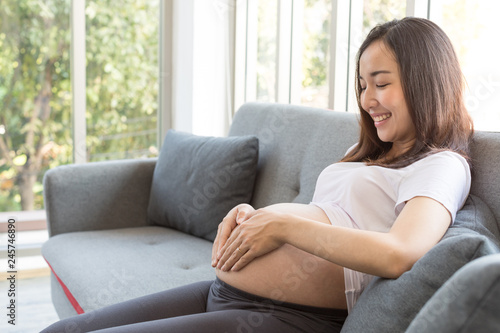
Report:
359,40,416,154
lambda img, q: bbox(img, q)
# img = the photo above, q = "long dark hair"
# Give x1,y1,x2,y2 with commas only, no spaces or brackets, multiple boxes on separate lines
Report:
342,17,473,168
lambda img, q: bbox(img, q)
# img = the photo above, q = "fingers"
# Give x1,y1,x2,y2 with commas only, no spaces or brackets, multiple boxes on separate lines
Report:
217,234,260,272
231,250,255,271
211,222,223,266
236,204,255,224
216,219,234,256
213,204,254,263
212,204,256,268
211,208,238,266
217,238,254,272
216,224,242,269
216,224,258,272
212,220,234,266
236,211,246,224
217,209,285,271
220,246,250,272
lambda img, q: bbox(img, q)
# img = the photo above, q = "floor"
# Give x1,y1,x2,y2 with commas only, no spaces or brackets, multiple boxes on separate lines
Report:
1,229,60,332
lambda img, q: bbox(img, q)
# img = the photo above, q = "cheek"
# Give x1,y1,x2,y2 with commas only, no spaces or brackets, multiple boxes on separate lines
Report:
379,94,398,111
398,107,414,132
382,93,408,116
377,89,397,105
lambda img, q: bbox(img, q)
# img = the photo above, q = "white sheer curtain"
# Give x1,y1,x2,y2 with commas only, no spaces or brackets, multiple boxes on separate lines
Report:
172,0,235,137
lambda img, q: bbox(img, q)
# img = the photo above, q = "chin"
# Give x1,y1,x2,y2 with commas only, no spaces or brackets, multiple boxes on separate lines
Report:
376,132,392,143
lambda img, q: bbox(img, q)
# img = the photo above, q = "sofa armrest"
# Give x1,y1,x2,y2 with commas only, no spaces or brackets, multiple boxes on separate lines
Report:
43,158,157,236
406,254,500,333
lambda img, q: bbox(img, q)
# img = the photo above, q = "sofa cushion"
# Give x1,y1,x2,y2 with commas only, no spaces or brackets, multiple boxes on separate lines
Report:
147,130,259,241
42,226,216,316
406,253,500,332
340,194,500,333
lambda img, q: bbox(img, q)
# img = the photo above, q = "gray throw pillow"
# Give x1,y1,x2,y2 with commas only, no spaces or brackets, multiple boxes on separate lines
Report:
147,130,259,241
340,194,500,333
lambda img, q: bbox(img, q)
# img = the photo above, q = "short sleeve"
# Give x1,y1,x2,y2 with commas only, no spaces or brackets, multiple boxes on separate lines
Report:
395,152,471,223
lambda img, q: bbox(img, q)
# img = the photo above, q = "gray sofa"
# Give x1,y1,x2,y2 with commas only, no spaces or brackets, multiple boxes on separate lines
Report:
42,102,500,331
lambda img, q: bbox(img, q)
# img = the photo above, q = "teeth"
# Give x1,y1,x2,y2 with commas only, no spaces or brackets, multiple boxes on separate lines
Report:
374,114,391,122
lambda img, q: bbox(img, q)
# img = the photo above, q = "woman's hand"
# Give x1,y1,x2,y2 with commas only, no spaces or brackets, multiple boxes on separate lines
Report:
211,204,255,267
216,208,287,272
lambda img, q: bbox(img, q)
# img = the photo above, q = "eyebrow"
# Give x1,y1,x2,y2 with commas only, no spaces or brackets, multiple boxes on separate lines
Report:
359,70,392,80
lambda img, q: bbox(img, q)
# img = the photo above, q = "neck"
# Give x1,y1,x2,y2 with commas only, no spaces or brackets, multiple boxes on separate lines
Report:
389,140,415,157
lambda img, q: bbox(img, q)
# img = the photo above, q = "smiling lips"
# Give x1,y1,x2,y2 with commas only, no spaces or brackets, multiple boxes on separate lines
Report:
373,113,391,122
372,113,392,127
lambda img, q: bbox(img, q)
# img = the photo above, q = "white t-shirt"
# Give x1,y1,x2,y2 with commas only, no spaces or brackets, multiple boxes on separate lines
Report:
310,150,471,311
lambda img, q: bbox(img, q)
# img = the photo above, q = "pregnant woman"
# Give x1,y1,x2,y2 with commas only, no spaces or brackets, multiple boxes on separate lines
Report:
42,17,473,333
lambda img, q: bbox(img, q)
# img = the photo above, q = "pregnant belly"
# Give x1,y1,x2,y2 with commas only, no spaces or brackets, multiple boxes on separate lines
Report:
216,244,347,309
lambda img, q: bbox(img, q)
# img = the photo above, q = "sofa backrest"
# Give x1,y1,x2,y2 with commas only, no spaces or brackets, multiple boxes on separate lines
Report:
229,102,500,224
470,131,500,223
229,102,359,208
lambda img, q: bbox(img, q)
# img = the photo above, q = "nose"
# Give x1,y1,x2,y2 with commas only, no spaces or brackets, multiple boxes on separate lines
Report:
360,87,378,112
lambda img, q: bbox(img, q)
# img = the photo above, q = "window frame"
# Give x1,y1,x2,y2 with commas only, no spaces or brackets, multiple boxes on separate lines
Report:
71,0,87,163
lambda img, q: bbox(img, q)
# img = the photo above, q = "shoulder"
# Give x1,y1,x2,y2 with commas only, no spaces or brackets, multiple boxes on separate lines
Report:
397,151,472,221
406,151,471,183
412,150,470,172
399,150,471,192
401,150,471,199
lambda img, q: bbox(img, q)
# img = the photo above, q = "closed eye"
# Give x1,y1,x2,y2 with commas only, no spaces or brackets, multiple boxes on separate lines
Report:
376,83,389,88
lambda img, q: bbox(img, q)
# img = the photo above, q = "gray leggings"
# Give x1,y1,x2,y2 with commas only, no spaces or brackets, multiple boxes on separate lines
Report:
41,278,347,333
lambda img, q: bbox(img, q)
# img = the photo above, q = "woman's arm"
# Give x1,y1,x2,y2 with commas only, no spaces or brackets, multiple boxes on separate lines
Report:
217,196,451,278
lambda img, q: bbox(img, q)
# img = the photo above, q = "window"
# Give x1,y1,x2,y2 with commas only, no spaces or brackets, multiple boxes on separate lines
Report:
255,0,278,102
361,0,406,36
346,0,407,112
0,0,72,212
300,0,331,108
236,0,500,132
0,0,159,213
85,0,159,162
429,0,500,131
